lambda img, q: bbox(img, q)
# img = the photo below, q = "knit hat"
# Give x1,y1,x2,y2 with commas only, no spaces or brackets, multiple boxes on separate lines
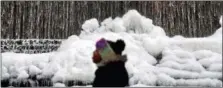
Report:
92,38,126,64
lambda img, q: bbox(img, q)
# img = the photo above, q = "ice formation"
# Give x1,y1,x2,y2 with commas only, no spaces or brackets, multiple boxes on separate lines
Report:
1,10,222,87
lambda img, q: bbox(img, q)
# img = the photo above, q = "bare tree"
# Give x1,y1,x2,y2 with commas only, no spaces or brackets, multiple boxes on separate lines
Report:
1,1,223,39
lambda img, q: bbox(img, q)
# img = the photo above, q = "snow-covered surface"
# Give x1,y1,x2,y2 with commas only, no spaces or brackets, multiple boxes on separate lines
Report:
72,85,92,87
176,78,222,87
1,10,222,87
157,73,176,86
53,83,66,87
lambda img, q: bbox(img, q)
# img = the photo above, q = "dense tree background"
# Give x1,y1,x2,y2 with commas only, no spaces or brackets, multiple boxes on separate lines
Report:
1,1,223,39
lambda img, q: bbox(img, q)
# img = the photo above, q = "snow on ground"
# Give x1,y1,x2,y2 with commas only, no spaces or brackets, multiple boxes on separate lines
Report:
53,83,66,87
1,10,222,87
156,73,176,86
72,85,92,87
176,78,222,87
130,83,152,87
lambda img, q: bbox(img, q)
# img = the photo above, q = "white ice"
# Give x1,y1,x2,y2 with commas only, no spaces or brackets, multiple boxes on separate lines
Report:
1,10,222,87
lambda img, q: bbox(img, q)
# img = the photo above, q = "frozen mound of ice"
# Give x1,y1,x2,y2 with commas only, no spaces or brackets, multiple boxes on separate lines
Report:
1,9,222,87
155,42,222,87
80,9,166,37
2,52,51,80
41,40,97,83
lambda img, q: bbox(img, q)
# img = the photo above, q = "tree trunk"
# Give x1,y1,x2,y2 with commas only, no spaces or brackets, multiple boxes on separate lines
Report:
1,1,223,39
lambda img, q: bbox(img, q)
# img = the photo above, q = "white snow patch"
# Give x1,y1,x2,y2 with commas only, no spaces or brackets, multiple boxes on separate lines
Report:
198,54,222,68
208,64,222,72
193,50,216,60
157,61,182,70
57,35,79,51
110,17,126,33
209,27,222,40
130,84,149,87
101,17,112,26
160,54,193,64
142,37,169,57
2,66,10,80
182,60,205,72
169,38,222,54
157,60,205,73
28,65,42,76
129,72,157,86
157,73,176,86
171,49,195,59
52,69,66,83
72,85,92,87
158,67,200,79
17,70,29,80
122,10,154,34
148,26,166,38
53,83,66,87
176,78,222,87
199,71,222,80
81,18,99,35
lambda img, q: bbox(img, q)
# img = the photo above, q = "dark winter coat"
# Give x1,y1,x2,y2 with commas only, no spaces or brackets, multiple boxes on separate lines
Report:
92,55,129,87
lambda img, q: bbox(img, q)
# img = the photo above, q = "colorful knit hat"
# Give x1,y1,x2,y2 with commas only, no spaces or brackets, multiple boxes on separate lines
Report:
93,38,117,64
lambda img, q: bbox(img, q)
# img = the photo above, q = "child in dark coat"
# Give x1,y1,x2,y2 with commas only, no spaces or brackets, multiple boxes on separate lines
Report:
92,38,129,87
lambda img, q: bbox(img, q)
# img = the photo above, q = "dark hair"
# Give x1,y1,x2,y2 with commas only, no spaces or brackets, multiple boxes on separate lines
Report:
107,39,126,55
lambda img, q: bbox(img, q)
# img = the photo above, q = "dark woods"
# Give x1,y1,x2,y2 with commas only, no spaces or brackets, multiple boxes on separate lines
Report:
1,1,223,39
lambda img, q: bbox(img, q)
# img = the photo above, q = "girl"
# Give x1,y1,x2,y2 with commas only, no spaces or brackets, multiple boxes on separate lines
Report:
92,38,129,87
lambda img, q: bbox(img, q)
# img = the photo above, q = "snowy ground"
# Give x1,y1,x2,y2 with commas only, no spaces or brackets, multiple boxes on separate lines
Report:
1,10,222,87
